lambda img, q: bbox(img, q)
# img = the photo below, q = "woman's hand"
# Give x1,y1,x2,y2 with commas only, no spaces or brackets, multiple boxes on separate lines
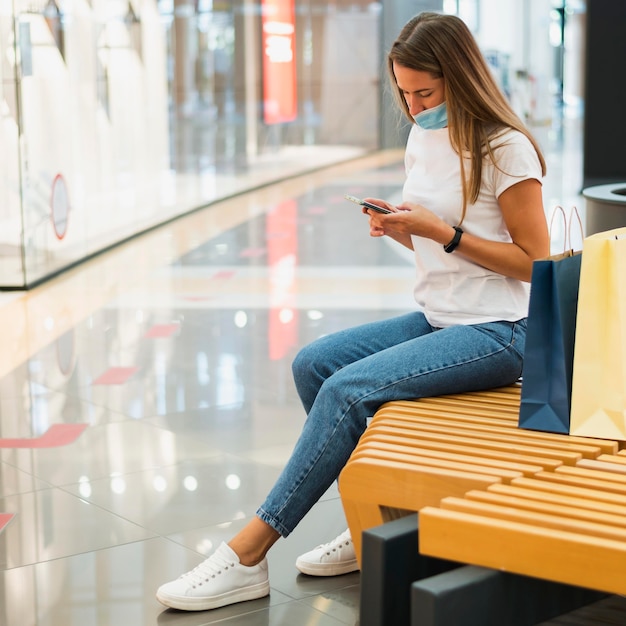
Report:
364,179,549,282
363,198,413,250
362,197,396,238
367,200,449,239
364,198,449,251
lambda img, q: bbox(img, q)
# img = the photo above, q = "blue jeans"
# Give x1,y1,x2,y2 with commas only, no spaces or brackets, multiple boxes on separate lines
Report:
256,311,527,537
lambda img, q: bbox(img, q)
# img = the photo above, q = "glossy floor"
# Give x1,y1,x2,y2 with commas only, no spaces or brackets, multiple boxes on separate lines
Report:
0,115,614,626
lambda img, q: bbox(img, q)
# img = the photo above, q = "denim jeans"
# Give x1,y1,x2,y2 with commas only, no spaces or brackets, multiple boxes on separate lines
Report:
256,311,527,537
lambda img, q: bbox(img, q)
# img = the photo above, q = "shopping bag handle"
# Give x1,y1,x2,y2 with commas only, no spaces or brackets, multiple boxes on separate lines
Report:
550,205,583,254
568,206,583,251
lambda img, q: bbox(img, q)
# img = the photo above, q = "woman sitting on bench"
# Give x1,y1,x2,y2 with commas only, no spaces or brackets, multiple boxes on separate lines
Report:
156,11,550,612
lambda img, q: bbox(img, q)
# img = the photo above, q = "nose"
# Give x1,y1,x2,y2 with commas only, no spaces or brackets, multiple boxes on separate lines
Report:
406,96,424,117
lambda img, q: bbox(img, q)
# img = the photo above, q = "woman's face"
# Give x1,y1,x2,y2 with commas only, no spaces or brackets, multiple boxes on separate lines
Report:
393,62,445,117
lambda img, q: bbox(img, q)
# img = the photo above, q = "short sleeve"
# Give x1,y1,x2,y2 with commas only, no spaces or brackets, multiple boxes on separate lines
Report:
489,130,543,199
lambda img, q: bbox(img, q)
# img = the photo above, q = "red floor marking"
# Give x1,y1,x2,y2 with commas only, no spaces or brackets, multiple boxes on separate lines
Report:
0,423,87,448
144,323,180,338
93,366,139,385
239,247,266,258
0,514,14,533
212,270,236,279
183,295,214,301
307,206,327,215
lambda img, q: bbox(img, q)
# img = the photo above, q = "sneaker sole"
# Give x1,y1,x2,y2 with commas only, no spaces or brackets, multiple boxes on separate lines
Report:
295,558,359,577
156,580,270,611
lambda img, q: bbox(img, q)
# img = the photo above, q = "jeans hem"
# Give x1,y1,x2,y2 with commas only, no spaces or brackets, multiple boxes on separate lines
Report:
256,507,291,538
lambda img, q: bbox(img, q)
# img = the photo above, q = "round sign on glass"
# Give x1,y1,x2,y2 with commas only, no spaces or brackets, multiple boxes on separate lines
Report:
50,173,70,240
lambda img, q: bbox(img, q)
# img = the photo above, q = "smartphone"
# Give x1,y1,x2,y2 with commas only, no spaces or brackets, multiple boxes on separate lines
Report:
344,194,392,214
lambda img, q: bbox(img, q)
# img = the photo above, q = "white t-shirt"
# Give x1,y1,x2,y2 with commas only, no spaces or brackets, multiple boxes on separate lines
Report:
403,124,543,328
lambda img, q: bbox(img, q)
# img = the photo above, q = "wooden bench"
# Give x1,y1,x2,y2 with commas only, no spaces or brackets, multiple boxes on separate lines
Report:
338,383,626,625
419,451,626,594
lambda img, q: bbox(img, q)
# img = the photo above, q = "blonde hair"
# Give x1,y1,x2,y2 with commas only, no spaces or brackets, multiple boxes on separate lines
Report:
387,12,546,223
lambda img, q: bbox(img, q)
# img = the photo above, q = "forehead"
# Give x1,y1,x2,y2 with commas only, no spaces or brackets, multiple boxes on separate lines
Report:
393,63,442,92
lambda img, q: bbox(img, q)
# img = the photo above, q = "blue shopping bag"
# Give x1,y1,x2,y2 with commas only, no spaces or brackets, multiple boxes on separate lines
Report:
518,250,582,433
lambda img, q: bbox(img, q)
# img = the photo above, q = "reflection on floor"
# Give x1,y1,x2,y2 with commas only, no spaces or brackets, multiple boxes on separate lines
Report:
0,118,616,626
0,150,407,626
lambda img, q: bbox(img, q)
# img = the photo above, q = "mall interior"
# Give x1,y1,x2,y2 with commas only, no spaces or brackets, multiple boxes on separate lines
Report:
1,0,625,624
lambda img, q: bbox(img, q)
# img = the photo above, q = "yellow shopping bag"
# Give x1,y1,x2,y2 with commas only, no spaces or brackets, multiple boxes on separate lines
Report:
570,227,626,439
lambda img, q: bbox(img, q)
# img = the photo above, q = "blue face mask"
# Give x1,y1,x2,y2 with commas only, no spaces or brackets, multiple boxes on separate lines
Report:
413,101,448,130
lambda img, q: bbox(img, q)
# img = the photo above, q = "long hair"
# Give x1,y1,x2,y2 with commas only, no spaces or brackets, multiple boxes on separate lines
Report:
387,12,546,223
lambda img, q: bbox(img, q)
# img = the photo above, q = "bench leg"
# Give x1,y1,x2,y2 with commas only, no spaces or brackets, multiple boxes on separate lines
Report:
359,514,459,626
411,565,608,626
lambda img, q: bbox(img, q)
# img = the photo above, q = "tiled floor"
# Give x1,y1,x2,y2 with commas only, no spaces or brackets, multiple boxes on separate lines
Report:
0,114,616,626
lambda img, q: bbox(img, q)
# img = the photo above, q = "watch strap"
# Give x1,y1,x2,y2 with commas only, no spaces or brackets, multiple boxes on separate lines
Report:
444,226,463,253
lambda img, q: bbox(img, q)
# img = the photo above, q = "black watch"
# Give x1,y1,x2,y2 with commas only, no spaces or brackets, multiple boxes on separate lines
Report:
444,226,463,253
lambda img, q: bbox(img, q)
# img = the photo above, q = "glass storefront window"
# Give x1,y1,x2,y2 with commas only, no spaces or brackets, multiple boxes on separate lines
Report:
1,0,379,288
159,0,380,174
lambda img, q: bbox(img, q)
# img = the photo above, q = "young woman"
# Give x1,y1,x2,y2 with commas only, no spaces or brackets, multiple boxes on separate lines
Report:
156,11,549,611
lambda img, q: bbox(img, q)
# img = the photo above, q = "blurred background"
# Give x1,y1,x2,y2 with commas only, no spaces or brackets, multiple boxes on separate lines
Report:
0,0,588,288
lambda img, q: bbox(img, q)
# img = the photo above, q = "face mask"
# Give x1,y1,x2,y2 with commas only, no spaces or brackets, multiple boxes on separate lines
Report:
413,101,447,130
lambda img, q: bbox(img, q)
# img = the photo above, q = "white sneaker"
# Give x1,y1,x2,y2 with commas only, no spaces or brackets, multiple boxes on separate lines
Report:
156,542,270,611
295,529,359,576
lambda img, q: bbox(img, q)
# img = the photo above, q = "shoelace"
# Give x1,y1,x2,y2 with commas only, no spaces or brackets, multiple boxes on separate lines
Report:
183,551,237,588
318,529,352,555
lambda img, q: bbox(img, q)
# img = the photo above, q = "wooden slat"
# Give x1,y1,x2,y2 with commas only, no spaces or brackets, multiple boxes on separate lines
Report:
375,399,519,420
360,426,583,465
598,453,626,465
373,408,516,428
462,489,626,528
371,416,611,458
377,384,522,410
353,441,543,477
358,432,575,468
578,457,626,474
355,436,561,471
509,476,626,506
484,483,626,516
379,390,522,405
350,447,524,482
535,469,626,495
439,496,626,541
419,507,626,595
557,464,626,484
418,393,521,408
